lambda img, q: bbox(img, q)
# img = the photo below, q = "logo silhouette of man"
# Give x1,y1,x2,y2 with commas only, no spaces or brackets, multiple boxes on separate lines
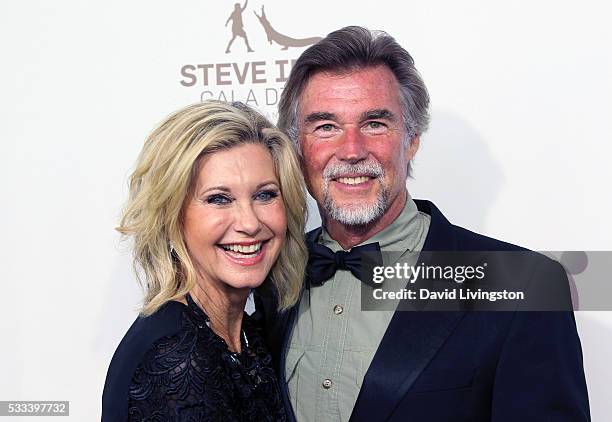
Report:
225,0,254,53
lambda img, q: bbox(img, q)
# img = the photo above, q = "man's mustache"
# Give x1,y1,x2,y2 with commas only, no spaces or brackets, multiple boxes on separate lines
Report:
322,160,385,181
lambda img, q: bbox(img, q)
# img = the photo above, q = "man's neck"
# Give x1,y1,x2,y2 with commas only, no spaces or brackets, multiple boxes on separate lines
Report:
323,191,407,250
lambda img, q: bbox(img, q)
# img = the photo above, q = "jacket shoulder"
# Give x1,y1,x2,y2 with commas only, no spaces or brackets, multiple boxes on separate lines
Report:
101,301,187,421
452,224,528,252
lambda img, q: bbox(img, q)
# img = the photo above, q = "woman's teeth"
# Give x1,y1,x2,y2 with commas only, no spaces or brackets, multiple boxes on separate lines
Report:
221,243,262,255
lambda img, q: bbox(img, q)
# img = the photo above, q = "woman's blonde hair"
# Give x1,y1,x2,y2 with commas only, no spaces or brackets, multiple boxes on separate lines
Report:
118,100,307,315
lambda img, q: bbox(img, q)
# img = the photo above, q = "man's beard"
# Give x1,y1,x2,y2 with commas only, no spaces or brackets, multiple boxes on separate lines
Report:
322,160,389,226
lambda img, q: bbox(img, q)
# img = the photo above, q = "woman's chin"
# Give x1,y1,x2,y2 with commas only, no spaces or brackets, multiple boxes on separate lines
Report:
220,275,268,292
216,264,273,291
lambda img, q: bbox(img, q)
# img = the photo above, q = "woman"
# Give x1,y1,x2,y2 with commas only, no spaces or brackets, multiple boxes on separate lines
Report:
102,101,307,421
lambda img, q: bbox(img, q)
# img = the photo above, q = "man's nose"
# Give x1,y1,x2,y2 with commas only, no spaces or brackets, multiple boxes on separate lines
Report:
233,202,262,236
336,126,368,162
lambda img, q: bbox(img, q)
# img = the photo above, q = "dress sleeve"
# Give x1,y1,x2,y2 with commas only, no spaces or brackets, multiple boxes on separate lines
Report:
127,324,200,421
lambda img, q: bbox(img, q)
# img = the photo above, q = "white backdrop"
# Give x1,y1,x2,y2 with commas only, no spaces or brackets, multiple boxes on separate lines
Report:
1,0,611,420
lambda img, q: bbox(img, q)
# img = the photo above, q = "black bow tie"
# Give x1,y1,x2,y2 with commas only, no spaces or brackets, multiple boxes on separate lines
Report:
306,241,383,287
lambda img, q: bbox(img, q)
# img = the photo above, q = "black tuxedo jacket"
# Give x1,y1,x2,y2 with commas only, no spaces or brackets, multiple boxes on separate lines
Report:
256,200,590,421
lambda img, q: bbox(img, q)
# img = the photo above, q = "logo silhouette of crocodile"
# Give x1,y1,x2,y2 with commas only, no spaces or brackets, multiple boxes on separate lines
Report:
254,6,322,50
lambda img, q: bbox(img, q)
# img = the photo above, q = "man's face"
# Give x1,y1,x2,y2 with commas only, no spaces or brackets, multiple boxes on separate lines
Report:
298,65,419,226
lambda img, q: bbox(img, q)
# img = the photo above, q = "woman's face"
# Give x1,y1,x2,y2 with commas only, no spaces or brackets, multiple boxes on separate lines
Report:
182,143,287,292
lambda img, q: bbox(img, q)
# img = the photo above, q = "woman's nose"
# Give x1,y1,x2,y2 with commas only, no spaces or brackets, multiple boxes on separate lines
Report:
233,202,262,236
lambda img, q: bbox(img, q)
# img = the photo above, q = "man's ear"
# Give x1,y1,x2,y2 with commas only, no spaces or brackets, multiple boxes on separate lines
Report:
406,136,420,161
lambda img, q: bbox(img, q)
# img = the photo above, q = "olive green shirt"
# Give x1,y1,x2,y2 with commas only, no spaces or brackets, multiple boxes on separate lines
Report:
286,195,430,422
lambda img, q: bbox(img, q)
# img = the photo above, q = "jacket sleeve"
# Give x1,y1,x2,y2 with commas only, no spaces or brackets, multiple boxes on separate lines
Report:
491,261,590,421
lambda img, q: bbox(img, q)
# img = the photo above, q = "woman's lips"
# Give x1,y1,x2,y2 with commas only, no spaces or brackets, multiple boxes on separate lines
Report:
218,241,268,266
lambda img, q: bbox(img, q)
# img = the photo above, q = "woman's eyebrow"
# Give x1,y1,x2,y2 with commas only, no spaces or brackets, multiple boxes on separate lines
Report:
255,181,279,190
199,181,279,196
200,185,231,195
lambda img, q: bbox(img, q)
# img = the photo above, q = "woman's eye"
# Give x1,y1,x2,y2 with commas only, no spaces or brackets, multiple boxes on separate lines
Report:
206,194,232,205
254,190,279,202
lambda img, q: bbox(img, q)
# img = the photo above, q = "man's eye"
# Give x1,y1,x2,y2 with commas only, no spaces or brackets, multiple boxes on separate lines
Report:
363,121,388,134
254,190,279,202
312,123,339,139
206,194,232,205
318,124,335,131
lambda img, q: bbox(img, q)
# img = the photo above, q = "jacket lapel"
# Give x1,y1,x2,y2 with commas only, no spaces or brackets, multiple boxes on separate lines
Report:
255,290,300,422
350,200,465,422
262,227,323,422
350,311,465,421
279,306,299,422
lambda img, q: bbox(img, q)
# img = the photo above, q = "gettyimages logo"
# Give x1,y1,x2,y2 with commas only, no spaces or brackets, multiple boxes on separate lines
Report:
361,251,612,312
179,1,324,115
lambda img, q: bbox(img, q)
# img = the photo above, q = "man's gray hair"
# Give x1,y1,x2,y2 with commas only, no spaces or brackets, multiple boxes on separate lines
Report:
278,25,430,157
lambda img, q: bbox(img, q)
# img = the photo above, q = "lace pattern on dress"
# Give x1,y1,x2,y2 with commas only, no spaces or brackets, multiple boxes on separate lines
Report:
127,296,286,421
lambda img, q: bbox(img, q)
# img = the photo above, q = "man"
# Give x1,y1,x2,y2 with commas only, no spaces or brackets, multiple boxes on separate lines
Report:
259,26,590,421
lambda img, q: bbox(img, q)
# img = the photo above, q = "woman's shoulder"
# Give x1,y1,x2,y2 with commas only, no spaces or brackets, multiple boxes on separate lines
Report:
102,301,191,421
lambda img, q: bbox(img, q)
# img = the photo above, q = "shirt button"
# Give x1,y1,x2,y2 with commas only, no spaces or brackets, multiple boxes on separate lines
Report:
333,305,344,315
322,379,333,389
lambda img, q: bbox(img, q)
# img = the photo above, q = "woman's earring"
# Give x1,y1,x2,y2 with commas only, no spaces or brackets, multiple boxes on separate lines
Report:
169,241,177,257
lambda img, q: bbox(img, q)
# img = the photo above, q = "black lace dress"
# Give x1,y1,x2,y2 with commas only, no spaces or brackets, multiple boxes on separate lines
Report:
102,295,286,422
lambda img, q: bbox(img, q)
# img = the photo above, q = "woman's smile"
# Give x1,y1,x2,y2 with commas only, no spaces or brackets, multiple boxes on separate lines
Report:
182,143,287,291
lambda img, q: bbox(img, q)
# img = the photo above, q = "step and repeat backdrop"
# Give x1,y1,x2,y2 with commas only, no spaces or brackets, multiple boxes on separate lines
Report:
1,0,611,419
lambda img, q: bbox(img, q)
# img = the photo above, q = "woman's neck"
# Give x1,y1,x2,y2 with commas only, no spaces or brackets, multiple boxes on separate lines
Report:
190,282,249,353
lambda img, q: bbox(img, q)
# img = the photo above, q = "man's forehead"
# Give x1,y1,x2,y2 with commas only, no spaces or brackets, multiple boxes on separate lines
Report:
298,65,402,119
309,64,395,82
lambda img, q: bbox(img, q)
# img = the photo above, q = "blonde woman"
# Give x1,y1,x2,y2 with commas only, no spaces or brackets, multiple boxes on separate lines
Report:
102,101,307,421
